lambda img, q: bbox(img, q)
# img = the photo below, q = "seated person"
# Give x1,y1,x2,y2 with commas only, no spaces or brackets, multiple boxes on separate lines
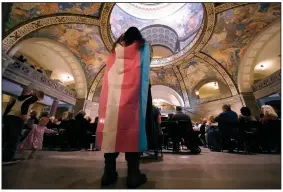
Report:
172,106,193,152
198,118,207,147
239,107,256,122
259,105,278,122
215,104,239,152
206,115,221,151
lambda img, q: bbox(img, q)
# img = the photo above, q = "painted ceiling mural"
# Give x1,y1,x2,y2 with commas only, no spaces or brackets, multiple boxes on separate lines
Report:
4,3,281,102
179,60,226,95
150,68,183,98
203,3,280,80
25,24,109,88
6,3,102,31
110,3,204,51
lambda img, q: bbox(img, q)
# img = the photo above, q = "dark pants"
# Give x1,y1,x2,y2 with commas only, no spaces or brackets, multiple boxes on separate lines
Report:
104,152,140,175
2,115,24,162
208,129,221,150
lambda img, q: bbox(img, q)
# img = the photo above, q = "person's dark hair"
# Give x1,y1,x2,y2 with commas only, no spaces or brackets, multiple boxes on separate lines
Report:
176,106,182,112
112,27,145,52
168,113,174,120
75,110,86,120
240,107,252,116
39,111,49,119
222,104,231,111
67,112,74,120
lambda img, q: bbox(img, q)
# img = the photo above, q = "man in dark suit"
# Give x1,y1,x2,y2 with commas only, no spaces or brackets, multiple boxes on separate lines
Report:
171,106,193,152
215,104,239,152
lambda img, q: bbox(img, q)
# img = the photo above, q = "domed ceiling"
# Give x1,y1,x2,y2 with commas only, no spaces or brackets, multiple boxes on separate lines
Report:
3,3,281,105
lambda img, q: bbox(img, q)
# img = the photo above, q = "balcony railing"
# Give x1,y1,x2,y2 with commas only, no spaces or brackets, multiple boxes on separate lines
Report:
2,55,77,105
252,70,281,92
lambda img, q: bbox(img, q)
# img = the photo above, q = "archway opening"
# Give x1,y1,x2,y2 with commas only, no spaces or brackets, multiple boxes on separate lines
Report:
8,38,88,99
151,85,185,108
197,82,220,99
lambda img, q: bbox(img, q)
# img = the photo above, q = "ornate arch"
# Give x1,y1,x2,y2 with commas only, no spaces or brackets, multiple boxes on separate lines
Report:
195,52,238,96
237,20,281,93
3,15,100,99
9,38,88,99
172,66,190,107
87,67,105,101
3,15,100,53
100,3,216,68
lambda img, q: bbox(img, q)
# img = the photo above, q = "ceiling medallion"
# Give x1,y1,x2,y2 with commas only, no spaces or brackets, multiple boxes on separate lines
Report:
100,3,215,68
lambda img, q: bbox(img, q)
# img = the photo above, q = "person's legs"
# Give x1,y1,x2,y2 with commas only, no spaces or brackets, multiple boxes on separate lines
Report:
101,152,119,186
28,149,37,159
125,152,147,188
209,130,221,151
3,116,24,162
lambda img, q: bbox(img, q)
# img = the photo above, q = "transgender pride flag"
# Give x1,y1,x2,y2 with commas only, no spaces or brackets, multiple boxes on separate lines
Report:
96,42,150,153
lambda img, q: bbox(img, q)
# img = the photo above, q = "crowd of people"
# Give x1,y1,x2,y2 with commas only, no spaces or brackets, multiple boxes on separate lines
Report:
25,110,98,151
194,104,280,153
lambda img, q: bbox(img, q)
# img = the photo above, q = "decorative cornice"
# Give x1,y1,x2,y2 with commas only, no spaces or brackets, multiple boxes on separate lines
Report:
172,66,190,107
252,70,281,92
3,15,100,53
196,52,238,96
215,3,250,14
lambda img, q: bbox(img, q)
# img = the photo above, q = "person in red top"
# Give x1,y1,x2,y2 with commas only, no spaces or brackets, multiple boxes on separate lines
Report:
259,105,278,122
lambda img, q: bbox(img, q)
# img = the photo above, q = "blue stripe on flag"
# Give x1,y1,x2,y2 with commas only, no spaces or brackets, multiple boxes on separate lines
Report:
138,43,150,151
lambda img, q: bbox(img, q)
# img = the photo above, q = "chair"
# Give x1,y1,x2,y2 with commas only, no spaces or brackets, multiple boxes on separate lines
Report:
175,120,201,154
258,120,281,153
238,120,259,154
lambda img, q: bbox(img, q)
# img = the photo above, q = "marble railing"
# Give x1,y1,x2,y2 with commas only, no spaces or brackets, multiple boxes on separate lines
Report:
252,70,281,92
196,94,223,105
2,55,77,105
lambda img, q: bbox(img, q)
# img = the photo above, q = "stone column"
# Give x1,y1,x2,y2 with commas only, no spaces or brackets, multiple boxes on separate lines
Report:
74,98,86,115
50,99,59,117
240,92,260,117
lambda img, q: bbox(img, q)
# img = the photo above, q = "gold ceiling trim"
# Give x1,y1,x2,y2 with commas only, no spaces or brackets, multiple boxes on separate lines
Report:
88,67,105,101
99,3,115,52
100,3,216,68
215,3,249,14
172,66,190,108
3,15,100,53
195,52,238,96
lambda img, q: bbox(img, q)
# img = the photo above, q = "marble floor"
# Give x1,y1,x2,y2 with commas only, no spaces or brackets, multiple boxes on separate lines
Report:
2,148,281,189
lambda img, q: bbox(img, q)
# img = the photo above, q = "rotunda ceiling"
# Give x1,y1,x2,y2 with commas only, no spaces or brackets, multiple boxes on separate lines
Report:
110,3,204,66
3,2,281,103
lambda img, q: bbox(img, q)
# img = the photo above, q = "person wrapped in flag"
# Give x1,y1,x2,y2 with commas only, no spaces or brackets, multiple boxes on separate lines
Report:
96,27,151,188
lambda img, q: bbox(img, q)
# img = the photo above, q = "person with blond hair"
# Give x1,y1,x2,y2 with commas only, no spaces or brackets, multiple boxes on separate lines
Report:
18,117,57,159
259,105,278,122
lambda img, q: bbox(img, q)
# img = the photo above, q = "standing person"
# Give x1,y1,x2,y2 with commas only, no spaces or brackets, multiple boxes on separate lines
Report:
2,90,44,164
18,117,57,159
75,110,88,150
96,27,150,188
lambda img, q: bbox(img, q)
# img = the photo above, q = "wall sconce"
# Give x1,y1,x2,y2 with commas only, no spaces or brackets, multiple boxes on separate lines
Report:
195,90,199,95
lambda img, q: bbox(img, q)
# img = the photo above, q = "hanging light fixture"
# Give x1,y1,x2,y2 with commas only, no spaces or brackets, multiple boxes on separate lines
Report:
195,90,199,95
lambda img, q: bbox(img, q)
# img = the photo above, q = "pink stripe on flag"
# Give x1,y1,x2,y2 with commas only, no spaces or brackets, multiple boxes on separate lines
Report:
115,45,141,152
96,53,116,149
